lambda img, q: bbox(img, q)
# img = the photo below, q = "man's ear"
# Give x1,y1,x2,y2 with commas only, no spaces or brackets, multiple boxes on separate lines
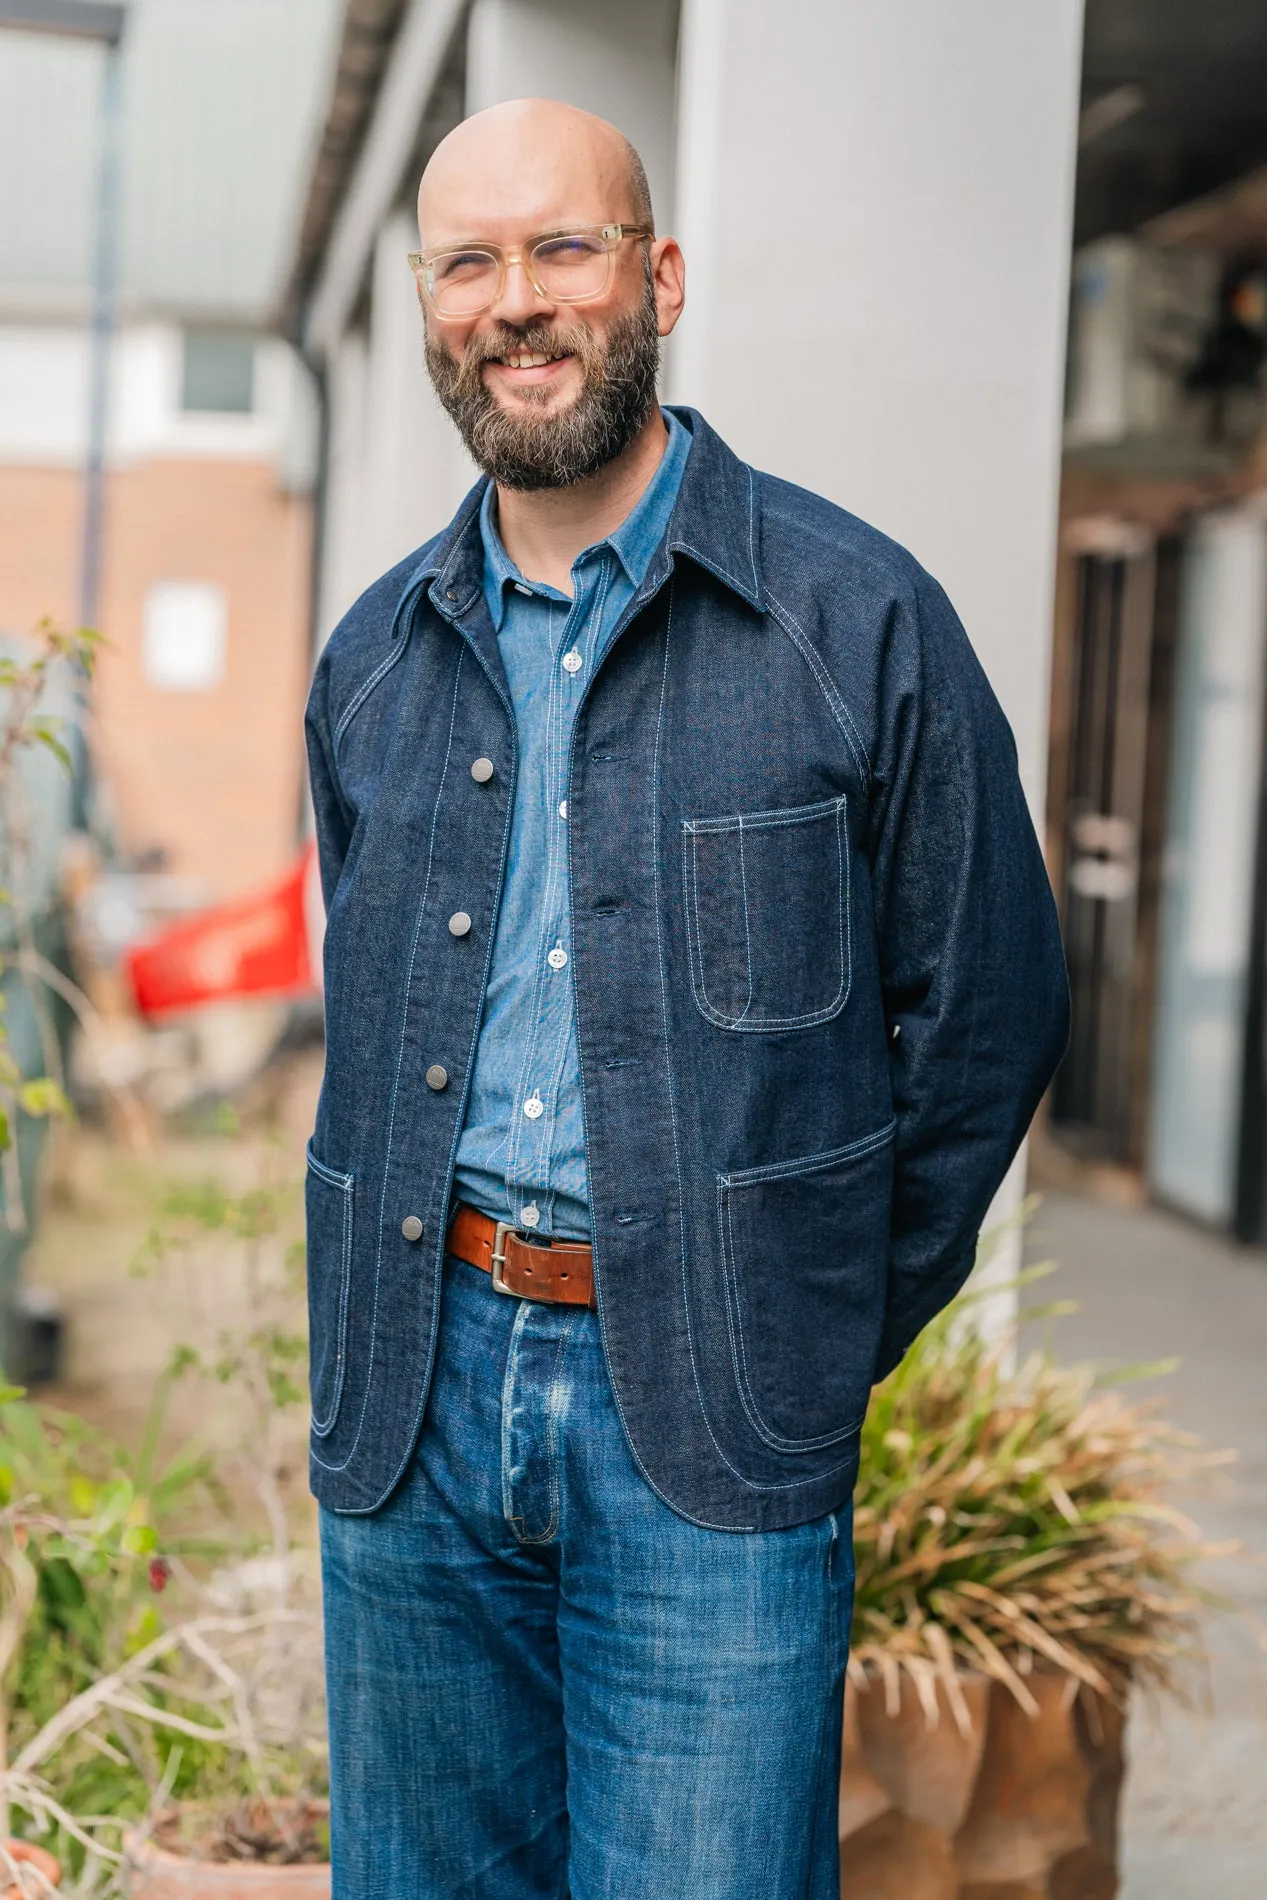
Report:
651,237,686,339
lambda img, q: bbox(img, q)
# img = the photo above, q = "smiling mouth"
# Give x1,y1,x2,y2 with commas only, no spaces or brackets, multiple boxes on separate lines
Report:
489,349,572,370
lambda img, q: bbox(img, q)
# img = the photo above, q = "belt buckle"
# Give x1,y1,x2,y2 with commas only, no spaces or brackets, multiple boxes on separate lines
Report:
490,1220,525,1296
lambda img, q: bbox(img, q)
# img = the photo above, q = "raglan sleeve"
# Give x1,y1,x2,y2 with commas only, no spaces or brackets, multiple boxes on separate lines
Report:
867,568,1069,1379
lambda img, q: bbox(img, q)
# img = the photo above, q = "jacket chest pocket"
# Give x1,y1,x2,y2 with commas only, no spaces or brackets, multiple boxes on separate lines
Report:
682,794,851,1031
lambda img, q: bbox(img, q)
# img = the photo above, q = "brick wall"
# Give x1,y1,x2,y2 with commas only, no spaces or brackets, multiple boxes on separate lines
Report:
0,458,312,902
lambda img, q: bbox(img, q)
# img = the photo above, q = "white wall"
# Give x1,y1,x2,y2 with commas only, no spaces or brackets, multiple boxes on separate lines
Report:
466,0,679,226
317,330,370,638
358,212,476,595
672,0,1083,821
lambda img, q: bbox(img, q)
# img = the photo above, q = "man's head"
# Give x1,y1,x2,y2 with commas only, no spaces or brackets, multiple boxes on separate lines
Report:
416,99,685,490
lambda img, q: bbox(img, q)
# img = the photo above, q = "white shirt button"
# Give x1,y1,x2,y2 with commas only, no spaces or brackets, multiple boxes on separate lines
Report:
523,1090,544,1121
562,647,583,674
558,800,567,819
521,1202,540,1227
513,581,532,596
547,941,568,972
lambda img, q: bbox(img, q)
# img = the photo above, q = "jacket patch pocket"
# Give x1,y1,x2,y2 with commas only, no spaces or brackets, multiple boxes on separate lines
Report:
717,1120,896,1452
304,1144,354,1439
683,795,851,1031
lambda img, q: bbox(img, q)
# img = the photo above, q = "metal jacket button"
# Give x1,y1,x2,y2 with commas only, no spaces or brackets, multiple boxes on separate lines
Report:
401,1215,424,1242
448,911,472,937
471,757,494,783
425,1064,449,1090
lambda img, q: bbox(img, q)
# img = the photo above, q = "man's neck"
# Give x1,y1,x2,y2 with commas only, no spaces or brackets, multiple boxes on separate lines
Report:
494,406,669,596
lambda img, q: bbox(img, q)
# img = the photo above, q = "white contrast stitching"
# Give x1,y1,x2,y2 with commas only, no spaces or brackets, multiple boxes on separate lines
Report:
310,649,467,1473
716,1119,897,1453
681,797,852,1033
764,590,871,795
305,1143,354,1438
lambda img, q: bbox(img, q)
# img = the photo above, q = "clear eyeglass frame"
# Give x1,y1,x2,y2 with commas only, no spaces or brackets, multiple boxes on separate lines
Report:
407,223,653,317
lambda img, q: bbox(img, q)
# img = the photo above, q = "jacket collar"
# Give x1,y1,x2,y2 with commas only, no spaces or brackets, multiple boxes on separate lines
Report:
392,406,764,640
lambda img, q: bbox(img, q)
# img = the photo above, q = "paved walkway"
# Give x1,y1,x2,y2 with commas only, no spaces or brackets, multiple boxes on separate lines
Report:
1023,1192,1267,1898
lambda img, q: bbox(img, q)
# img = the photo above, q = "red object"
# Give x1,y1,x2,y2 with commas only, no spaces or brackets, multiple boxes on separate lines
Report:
125,846,322,1016
148,1556,171,1593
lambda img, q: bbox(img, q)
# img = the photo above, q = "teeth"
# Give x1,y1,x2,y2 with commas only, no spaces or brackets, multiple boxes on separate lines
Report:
501,352,558,369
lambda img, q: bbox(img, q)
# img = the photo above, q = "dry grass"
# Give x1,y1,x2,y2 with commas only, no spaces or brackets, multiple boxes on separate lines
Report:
849,1268,1230,1727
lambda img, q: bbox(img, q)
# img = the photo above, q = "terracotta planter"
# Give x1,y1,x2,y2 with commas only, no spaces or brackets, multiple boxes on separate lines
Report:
124,1844,329,1900
1,1840,61,1897
839,1668,1126,1900
124,1811,329,1900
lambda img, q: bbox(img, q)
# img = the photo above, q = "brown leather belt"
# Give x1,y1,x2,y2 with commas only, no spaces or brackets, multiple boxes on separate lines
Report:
448,1203,596,1308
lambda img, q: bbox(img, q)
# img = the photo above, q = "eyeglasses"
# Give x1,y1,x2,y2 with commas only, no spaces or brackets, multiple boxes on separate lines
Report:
407,223,653,318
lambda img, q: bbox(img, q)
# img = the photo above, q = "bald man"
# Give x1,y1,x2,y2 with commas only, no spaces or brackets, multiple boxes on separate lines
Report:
306,98,1067,1900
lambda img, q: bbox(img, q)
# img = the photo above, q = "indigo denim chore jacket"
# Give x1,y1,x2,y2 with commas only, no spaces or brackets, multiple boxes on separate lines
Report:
304,407,1070,1529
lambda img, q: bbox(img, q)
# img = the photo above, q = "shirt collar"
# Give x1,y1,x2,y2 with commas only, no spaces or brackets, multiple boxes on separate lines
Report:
401,406,765,639
477,408,693,634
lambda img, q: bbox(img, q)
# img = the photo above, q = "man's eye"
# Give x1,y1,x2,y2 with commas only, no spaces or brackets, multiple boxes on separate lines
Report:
435,252,494,282
536,237,602,264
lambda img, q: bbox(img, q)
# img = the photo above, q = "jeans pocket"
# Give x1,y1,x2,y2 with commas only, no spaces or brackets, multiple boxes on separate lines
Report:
305,1143,354,1438
682,795,851,1031
717,1121,896,1452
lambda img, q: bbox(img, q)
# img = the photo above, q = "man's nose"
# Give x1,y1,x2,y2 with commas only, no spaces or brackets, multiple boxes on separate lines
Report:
493,256,551,325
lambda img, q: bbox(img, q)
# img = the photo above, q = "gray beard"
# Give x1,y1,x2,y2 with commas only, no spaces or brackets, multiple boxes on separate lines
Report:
425,282,661,491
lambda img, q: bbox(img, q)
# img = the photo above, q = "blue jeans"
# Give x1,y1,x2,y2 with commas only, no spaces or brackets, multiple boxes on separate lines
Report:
319,1256,854,1898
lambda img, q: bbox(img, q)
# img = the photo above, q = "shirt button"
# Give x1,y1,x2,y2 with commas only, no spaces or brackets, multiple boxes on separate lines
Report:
521,1202,540,1228
426,1064,449,1090
401,1215,424,1242
448,911,472,937
513,581,533,597
471,757,495,783
562,648,583,674
558,800,567,819
523,1090,544,1120
547,941,568,971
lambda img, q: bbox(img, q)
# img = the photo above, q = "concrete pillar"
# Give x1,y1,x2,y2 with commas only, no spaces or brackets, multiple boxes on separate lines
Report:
672,0,1083,1328
316,329,369,642
673,0,1081,817
361,212,475,589
465,0,679,226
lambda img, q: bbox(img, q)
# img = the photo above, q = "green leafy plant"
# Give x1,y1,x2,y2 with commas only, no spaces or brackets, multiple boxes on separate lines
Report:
0,1123,326,1888
0,622,106,1236
0,1376,230,1876
134,1116,310,1575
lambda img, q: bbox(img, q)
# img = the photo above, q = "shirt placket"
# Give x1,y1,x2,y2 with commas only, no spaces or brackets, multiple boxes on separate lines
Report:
503,557,609,1230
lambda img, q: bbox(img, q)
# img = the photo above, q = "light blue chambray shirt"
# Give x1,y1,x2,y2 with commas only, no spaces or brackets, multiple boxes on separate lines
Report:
452,409,692,1239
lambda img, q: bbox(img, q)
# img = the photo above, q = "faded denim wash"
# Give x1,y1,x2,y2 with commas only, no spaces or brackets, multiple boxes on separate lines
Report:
452,409,691,1238
320,1253,853,1899
304,406,1069,1527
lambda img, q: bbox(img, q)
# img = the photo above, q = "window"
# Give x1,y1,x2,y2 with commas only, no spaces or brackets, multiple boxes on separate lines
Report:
143,582,227,691
180,330,255,414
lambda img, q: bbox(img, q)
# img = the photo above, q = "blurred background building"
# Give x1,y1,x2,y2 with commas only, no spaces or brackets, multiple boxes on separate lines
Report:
1052,7,1267,1246
0,0,340,901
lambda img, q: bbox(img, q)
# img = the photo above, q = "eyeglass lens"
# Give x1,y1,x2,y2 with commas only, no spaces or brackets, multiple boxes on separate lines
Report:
427,234,613,314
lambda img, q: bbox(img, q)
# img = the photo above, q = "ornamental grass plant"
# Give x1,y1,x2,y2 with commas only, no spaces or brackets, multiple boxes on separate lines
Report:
850,1255,1223,1734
